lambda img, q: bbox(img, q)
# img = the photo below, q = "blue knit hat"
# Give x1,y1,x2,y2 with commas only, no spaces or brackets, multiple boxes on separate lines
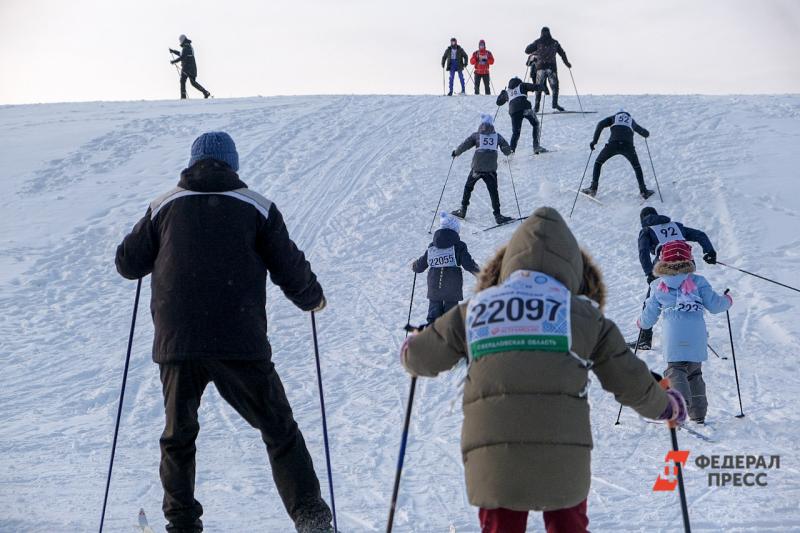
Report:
188,131,239,171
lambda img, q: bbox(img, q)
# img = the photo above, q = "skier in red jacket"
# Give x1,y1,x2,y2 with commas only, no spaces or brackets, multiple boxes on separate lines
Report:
470,40,495,95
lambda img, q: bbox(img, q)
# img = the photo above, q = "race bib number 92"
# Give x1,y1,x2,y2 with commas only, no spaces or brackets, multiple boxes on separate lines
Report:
466,270,571,360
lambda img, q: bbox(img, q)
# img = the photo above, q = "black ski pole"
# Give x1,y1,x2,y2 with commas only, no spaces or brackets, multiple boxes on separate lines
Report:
724,289,745,418
569,149,594,218
707,343,728,360
99,278,142,533
644,138,664,203
490,78,496,95
505,156,523,220
465,67,474,86
427,156,456,234
387,274,418,533
717,262,800,293
442,67,446,96
670,425,692,533
615,328,643,425
539,93,546,136
567,68,584,113
311,311,338,532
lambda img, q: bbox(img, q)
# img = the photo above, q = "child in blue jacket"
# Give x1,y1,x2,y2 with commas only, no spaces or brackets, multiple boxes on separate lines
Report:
638,240,733,424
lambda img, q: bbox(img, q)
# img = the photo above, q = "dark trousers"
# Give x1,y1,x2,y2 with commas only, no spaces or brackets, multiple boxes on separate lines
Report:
510,109,540,151
427,300,458,323
461,171,501,215
474,73,491,95
592,141,646,192
665,362,708,420
159,359,331,530
180,72,209,99
534,68,559,108
479,499,589,533
640,284,653,344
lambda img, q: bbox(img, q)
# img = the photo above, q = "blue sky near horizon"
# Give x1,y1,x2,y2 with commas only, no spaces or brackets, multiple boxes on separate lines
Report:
1,0,798,104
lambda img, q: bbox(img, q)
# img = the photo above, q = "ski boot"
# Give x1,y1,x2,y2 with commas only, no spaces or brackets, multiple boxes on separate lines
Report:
553,103,565,112
580,187,597,198
451,206,467,219
691,417,706,425
534,145,549,155
626,338,652,351
494,213,514,225
640,188,656,200
203,91,211,99
447,90,453,96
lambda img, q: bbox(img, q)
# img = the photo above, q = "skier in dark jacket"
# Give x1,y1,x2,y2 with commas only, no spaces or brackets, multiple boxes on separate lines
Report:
115,132,332,533
450,114,514,225
584,110,655,200
524,27,571,112
496,76,548,154
412,212,480,323
441,37,469,96
630,207,718,350
170,34,211,99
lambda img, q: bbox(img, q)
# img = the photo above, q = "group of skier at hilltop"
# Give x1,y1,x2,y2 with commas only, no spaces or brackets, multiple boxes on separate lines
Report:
116,25,735,533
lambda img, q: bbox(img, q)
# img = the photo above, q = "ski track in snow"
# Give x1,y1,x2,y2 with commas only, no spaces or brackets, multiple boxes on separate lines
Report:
1,95,799,532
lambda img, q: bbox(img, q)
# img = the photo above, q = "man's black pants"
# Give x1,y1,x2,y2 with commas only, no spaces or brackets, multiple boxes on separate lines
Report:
159,359,330,530
180,73,209,99
461,171,501,215
509,109,540,151
474,73,491,95
592,141,646,191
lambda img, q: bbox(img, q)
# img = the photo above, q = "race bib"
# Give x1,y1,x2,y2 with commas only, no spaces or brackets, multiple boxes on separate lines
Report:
508,85,525,101
613,112,633,129
427,246,457,268
478,133,499,151
675,289,703,313
466,270,571,360
651,222,684,245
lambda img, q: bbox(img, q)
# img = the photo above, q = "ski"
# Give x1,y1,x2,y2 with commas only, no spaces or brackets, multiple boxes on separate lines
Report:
480,217,528,232
575,190,603,205
678,424,716,443
539,111,597,115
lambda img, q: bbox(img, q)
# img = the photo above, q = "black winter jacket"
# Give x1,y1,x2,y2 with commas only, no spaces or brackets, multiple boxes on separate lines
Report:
524,36,569,71
171,40,198,77
638,214,715,276
592,112,649,146
412,228,479,301
496,78,542,115
441,45,469,71
115,161,322,363
454,123,512,172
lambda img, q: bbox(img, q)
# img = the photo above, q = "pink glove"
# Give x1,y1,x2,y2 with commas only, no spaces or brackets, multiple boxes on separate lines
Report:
725,293,733,306
658,388,688,425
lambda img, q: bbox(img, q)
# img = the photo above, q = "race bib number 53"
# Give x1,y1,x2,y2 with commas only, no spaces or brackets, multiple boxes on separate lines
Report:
466,270,571,360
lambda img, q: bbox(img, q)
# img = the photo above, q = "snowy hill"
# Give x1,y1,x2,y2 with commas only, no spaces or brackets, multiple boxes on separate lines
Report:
1,94,799,532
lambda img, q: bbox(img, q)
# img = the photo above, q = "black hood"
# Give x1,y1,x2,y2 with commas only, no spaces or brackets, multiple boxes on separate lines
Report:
642,213,671,228
180,160,247,192
508,77,522,89
540,27,552,40
433,228,460,248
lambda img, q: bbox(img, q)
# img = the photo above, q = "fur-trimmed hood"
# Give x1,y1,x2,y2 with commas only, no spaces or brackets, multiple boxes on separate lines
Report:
653,260,695,278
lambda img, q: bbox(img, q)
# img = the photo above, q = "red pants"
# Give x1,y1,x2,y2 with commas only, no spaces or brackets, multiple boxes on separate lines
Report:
479,500,588,533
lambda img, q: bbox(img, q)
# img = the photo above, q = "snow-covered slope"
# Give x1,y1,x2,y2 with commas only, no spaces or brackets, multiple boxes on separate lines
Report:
1,94,799,532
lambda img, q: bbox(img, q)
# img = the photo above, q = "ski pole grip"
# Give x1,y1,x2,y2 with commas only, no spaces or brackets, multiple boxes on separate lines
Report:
724,288,730,295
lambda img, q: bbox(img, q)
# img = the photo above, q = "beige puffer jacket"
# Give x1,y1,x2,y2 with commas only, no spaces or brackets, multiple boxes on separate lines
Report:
402,207,668,511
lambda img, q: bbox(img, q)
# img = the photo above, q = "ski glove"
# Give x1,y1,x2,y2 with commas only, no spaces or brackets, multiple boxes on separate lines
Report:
658,388,688,425
564,61,572,68
451,150,457,158
703,251,717,264
312,296,326,313
589,142,596,150
647,273,657,284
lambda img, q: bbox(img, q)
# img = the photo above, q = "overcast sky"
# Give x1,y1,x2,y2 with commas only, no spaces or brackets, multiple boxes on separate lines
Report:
1,0,798,104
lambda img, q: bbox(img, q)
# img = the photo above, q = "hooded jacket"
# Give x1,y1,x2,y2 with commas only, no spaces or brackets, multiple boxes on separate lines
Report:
592,112,649,146
454,122,512,173
470,44,494,75
639,267,732,362
495,77,542,116
413,228,479,301
402,207,668,511
441,44,469,71
174,39,198,77
638,213,715,276
115,161,323,363
524,28,569,71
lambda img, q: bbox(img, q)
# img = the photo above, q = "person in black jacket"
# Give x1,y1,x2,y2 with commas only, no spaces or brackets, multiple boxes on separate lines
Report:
524,27,571,112
441,37,469,96
495,76,548,154
115,132,332,533
631,207,717,349
412,212,480,323
450,114,514,225
170,34,211,99
584,110,655,200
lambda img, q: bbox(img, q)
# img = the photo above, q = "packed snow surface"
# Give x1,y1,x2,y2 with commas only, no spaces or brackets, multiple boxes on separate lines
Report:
1,94,799,532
